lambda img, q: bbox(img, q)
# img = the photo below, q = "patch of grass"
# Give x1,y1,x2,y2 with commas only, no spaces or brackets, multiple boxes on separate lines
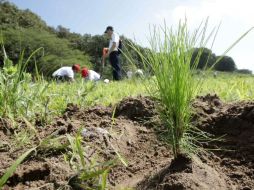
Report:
65,131,115,190
44,78,148,116
0,37,47,122
200,72,254,101
124,19,253,158
125,20,217,157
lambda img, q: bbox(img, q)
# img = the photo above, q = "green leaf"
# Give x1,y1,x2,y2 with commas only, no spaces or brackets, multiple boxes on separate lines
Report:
100,169,109,190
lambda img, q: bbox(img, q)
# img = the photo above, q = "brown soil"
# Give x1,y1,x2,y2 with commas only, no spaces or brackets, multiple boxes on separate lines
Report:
0,95,254,190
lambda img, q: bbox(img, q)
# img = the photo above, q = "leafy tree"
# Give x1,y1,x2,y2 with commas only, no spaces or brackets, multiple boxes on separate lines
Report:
1,28,91,76
190,47,216,69
237,69,252,75
56,25,71,38
0,0,50,31
214,55,236,72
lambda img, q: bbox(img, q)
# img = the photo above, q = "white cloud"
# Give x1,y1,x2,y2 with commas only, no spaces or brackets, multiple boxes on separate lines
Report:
172,0,254,26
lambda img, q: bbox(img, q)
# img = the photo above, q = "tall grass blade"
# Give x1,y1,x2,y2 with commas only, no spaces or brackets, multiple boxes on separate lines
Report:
100,169,109,190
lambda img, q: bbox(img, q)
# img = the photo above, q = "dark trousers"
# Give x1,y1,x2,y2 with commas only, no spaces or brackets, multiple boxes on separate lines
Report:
109,51,121,80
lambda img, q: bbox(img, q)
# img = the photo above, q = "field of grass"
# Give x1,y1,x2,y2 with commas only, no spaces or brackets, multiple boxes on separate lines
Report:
47,78,148,114
199,72,254,101
44,72,254,115
10,71,254,121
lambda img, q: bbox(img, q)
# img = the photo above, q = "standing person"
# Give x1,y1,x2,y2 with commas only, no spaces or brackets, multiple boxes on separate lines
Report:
81,67,101,81
52,64,80,82
104,26,121,80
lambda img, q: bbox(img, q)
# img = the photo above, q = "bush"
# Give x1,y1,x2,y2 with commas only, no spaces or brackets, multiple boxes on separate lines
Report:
190,47,216,69
214,55,236,72
0,0,50,31
1,28,91,77
237,69,252,75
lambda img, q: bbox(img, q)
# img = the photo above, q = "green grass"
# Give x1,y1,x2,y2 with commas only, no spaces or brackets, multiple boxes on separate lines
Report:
46,72,254,107
125,20,215,157
49,78,147,109
123,20,253,158
1,66,253,126
4,72,254,121
199,72,254,101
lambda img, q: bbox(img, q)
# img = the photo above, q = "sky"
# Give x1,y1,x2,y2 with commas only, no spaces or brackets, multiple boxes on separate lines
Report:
8,0,254,71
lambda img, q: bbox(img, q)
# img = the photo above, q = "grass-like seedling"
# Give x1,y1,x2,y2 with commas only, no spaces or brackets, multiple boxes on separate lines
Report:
65,131,114,190
125,19,253,158
0,35,47,121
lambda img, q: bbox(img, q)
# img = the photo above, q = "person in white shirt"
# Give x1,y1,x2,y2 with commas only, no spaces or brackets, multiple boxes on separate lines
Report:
103,26,122,80
52,64,80,82
81,67,100,81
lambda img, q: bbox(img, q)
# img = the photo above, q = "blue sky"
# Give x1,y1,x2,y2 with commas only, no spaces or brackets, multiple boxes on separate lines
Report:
8,0,254,71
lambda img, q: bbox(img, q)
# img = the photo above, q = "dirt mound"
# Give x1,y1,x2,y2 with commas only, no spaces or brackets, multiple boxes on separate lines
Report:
134,94,254,190
0,96,171,190
60,100,171,189
192,94,223,127
137,154,230,190
1,95,254,189
193,95,254,189
115,96,156,121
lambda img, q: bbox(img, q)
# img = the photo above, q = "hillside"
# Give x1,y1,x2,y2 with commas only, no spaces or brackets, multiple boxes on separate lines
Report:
0,0,51,31
0,0,94,77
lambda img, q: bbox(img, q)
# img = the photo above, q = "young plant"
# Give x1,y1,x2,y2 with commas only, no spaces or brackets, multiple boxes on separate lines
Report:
65,132,113,190
0,36,45,120
125,19,253,158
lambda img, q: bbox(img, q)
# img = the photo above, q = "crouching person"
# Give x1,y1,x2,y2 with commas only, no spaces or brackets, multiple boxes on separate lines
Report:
52,64,80,82
81,68,100,81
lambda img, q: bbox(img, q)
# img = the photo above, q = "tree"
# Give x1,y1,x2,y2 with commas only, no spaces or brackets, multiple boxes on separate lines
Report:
237,69,252,75
2,28,91,76
190,47,216,69
214,55,236,72
0,1,50,31
56,25,71,38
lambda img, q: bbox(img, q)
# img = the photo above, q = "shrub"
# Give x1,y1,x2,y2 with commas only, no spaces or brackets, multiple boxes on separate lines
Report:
215,55,236,72
190,47,216,69
237,69,252,75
